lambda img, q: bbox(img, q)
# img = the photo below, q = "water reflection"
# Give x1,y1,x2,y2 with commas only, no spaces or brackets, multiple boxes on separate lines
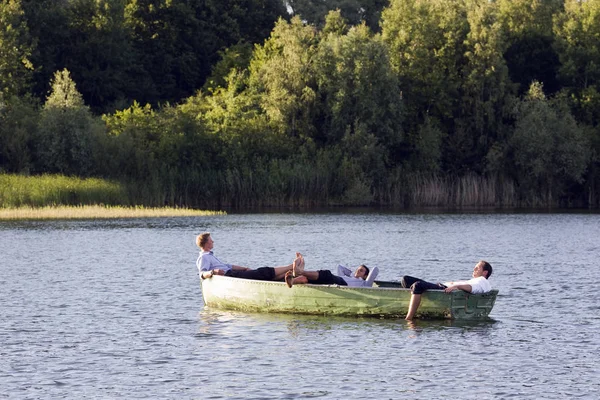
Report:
197,308,499,341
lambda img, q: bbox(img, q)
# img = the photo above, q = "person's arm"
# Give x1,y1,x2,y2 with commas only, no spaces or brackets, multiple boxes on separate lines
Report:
201,268,228,279
445,277,489,294
444,284,472,293
363,267,379,287
231,265,251,271
337,265,352,277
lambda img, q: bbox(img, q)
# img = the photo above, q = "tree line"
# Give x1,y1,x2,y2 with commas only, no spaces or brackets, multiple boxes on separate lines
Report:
1,0,599,209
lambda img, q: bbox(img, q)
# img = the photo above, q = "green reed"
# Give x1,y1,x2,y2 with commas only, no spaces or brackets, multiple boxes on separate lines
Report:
0,174,129,207
401,173,518,208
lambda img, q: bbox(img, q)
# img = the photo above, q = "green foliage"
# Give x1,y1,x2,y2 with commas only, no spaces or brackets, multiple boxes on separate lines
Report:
249,16,320,137
0,94,39,173
322,9,349,36
383,0,502,173
381,0,469,124
202,72,291,163
496,0,560,37
411,118,444,173
0,0,34,98
554,0,600,125
452,0,514,172
509,82,590,203
203,41,254,92
316,23,403,150
35,69,104,176
0,173,127,207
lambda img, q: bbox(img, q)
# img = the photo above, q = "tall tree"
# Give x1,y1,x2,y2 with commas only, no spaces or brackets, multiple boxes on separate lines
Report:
381,0,472,173
248,16,320,138
35,69,103,176
0,0,34,98
381,0,469,126
455,0,514,174
554,0,600,126
315,19,403,158
509,82,589,204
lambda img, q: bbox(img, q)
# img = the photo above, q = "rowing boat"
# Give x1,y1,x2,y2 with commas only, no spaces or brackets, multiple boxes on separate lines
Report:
200,275,498,320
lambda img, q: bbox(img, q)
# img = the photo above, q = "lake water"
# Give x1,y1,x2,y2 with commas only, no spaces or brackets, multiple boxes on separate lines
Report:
1,211,599,399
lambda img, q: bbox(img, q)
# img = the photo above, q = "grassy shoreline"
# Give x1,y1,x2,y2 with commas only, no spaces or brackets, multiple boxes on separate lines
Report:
0,205,225,220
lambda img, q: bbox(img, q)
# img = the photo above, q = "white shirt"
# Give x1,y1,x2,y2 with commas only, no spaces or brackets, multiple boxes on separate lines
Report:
337,265,379,287
443,276,491,294
197,251,232,275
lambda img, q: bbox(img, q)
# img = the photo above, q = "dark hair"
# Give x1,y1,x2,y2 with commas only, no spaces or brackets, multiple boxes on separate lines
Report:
360,264,369,279
481,261,493,279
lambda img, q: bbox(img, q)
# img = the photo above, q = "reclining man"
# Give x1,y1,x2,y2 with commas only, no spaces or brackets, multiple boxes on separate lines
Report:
284,253,379,288
402,260,493,320
196,232,297,281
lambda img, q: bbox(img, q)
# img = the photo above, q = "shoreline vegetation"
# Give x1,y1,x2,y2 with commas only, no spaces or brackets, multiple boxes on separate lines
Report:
0,205,225,220
0,173,591,221
0,174,225,220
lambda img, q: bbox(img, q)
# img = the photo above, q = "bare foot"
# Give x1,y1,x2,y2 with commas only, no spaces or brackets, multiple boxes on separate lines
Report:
285,270,294,288
293,252,305,277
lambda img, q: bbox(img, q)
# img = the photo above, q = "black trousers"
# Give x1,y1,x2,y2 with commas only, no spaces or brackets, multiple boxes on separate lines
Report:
225,267,276,281
401,275,446,294
307,270,347,286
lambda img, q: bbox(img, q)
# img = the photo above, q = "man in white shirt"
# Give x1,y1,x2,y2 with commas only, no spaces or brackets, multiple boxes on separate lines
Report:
196,232,295,281
402,260,493,320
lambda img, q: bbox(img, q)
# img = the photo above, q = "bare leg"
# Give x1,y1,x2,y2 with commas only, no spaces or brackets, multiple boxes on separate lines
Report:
272,263,294,280
292,276,308,285
405,293,421,320
299,271,319,280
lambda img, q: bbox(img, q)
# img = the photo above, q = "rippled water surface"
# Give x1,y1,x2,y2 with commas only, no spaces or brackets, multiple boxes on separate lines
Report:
1,212,599,399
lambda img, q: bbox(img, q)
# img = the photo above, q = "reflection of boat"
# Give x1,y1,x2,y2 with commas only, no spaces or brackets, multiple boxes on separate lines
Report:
201,276,498,320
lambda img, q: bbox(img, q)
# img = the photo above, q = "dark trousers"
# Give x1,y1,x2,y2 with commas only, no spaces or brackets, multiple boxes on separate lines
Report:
226,267,276,281
401,275,446,295
308,270,348,286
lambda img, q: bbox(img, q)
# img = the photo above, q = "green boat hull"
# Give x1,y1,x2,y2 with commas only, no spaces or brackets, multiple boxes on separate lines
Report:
201,276,498,320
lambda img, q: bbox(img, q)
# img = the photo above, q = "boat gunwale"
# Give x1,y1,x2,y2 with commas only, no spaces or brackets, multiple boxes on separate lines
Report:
201,275,498,295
